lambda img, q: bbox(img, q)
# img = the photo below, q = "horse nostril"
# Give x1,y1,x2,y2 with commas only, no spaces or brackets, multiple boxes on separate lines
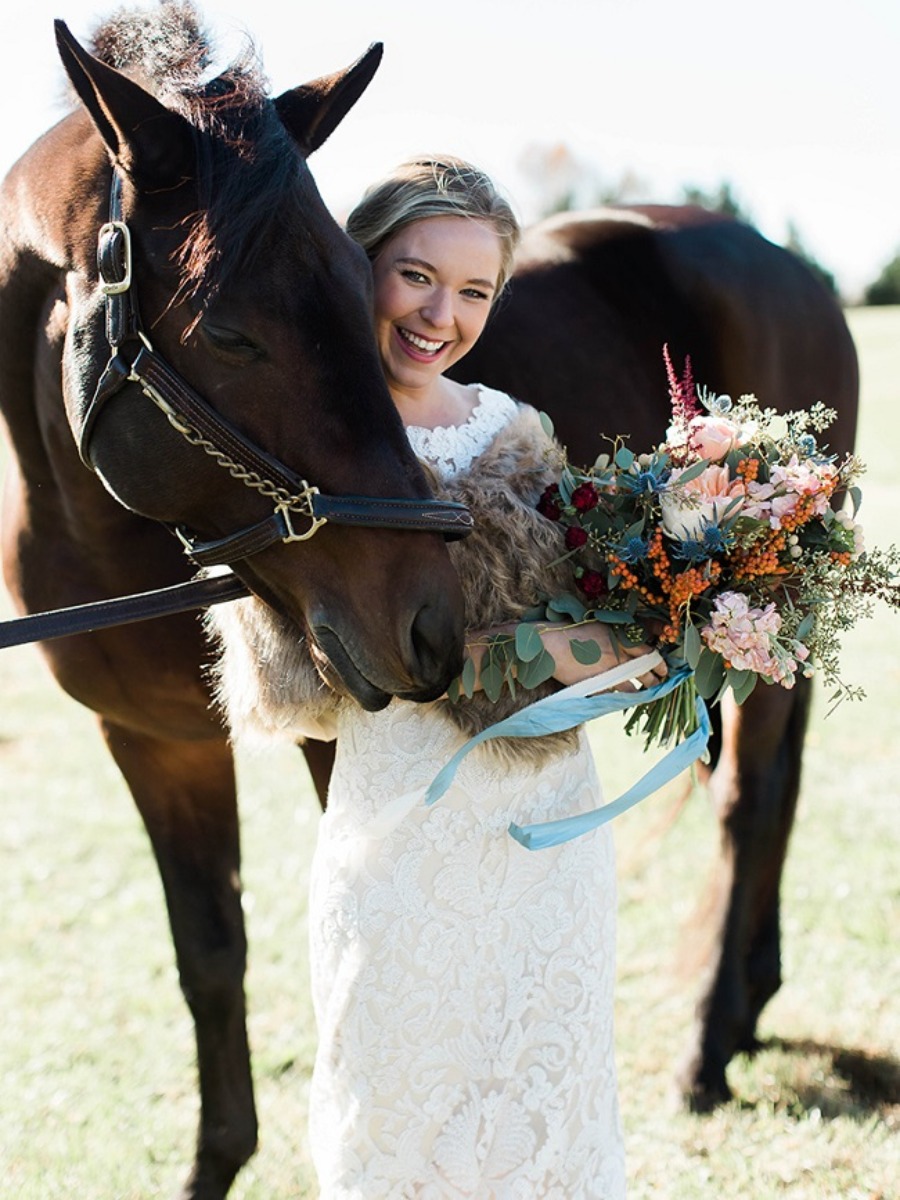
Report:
409,603,463,687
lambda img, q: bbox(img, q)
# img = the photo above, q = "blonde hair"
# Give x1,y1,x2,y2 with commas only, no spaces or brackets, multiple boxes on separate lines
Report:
345,156,521,297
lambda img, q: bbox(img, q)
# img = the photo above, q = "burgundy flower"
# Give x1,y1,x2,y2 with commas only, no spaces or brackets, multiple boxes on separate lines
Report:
565,525,589,550
537,484,562,521
571,482,600,512
579,569,608,601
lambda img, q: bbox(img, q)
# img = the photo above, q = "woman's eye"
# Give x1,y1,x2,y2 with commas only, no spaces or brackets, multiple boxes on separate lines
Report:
401,269,429,284
462,288,490,301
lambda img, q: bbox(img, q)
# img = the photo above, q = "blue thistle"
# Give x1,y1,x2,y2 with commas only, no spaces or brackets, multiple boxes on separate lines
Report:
671,523,735,561
618,464,671,495
617,535,650,563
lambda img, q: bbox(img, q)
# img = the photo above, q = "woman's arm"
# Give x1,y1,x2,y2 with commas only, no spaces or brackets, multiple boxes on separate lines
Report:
463,620,666,694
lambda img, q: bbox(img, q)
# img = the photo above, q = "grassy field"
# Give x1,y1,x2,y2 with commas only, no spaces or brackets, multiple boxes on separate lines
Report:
1,307,898,1198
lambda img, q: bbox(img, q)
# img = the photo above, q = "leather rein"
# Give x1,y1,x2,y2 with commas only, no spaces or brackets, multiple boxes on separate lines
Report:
0,171,474,650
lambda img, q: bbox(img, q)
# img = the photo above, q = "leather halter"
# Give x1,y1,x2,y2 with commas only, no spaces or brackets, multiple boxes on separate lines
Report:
82,171,473,566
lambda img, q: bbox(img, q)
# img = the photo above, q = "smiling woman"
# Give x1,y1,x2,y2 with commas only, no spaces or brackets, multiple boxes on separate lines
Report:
370,215,501,419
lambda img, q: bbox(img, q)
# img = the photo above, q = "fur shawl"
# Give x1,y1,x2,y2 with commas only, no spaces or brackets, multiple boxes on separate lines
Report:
206,402,578,761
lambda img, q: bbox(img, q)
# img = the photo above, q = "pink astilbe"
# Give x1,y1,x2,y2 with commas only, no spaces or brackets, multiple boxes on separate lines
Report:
663,344,699,461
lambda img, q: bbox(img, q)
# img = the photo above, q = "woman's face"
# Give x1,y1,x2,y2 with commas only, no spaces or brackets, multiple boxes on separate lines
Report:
371,215,503,401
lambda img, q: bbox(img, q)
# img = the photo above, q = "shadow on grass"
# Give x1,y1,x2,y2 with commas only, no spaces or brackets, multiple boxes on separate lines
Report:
736,1036,900,1122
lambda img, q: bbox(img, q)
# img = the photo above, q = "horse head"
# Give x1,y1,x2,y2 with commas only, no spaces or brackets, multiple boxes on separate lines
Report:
51,14,466,709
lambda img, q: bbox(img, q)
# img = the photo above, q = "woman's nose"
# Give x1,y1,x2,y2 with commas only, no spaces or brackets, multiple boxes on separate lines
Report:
421,287,454,328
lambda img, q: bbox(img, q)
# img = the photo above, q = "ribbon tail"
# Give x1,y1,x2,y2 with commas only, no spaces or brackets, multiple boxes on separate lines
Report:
424,652,670,808
359,789,426,840
509,696,711,850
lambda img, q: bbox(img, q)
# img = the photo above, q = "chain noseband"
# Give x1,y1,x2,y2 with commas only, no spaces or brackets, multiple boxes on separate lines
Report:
81,172,474,566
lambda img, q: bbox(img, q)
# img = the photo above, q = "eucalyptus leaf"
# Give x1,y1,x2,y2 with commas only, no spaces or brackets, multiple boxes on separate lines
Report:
547,593,587,622
538,410,555,438
446,677,461,704
570,638,602,665
694,647,726,699
589,608,631,625
729,668,758,705
517,647,557,689
480,660,504,704
673,457,712,484
615,446,635,469
515,622,544,662
796,613,815,640
683,620,702,669
849,485,862,516
460,656,477,699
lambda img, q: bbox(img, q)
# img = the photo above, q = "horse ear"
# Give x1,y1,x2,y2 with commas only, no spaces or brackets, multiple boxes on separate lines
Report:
54,19,194,188
274,42,383,156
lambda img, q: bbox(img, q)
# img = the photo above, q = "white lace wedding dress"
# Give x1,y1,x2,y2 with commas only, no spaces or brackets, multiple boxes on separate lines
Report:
308,387,626,1199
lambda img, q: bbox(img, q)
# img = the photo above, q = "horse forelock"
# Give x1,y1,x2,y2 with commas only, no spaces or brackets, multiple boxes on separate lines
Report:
86,4,308,315
174,114,303,312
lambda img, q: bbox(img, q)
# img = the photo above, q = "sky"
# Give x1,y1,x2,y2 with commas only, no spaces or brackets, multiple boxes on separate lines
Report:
3,0,898,300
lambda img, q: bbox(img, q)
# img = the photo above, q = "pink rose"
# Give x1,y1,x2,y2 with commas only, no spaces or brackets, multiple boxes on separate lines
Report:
688,415,743,462
660,464,745,540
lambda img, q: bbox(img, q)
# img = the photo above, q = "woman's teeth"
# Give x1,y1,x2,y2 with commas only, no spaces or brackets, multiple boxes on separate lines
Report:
399,328,445,354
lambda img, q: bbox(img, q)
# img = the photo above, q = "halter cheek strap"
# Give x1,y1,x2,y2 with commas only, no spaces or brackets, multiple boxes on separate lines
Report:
83,170,474,565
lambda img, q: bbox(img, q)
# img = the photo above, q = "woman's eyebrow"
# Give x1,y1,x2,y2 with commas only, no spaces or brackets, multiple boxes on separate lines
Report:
396,256,495,291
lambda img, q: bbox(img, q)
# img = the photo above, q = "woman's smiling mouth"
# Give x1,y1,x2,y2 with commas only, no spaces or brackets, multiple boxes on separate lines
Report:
396,325,448,359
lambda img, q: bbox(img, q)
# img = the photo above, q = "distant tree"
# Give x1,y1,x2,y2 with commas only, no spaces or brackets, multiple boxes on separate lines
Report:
680,181,753,223
784,221,839,299
517,141,650,218
863,249,900,305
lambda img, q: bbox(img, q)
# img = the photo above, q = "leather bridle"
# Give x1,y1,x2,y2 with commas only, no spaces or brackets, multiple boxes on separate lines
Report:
82,170,474,568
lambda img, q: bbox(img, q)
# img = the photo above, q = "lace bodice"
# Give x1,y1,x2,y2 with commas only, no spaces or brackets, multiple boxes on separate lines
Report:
405,384,519,479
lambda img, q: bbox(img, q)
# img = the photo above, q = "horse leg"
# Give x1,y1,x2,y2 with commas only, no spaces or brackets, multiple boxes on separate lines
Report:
99,719,256,1200
299,738,336,811
675,679,812,1110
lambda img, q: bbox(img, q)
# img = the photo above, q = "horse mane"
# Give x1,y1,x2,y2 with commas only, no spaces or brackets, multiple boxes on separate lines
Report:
86,1,304,305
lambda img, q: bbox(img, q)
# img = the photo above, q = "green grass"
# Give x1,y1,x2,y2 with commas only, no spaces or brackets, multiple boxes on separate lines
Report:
1,308,898,1198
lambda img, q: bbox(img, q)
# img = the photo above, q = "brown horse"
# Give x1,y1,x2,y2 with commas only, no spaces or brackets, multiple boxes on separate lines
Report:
0,6,467,1198
450,203,860,1109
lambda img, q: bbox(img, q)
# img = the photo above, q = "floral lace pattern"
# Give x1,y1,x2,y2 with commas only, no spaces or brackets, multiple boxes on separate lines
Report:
405,385,520,479
308,395,625,1198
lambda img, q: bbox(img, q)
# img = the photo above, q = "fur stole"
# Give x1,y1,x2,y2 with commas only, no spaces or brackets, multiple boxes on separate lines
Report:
206,402,578,762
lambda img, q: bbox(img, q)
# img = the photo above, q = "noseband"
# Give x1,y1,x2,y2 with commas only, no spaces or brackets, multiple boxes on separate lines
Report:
81,172,473,567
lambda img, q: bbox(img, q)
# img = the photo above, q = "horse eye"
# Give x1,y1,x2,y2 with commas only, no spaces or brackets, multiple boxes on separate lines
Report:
201,322,262,360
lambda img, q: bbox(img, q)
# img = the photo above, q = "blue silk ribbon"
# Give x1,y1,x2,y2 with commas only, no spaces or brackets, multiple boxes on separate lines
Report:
424,662,710,850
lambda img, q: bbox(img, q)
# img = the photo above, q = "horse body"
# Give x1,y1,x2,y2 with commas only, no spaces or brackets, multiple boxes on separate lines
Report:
0,10,466,1197
452,202,859,1108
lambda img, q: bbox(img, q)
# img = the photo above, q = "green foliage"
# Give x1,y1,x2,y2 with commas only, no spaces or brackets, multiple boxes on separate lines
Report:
680,180,753,223
784,220,839,299
863,247,900,305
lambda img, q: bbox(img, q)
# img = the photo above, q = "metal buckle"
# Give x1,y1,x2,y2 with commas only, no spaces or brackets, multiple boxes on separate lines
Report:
98,220,133,296
277,494,327,542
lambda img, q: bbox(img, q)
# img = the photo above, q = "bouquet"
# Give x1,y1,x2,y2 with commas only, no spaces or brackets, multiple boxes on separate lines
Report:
459,348,900,751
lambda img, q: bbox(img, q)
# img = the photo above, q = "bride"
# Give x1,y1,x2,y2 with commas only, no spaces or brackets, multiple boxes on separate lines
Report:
305,157,663,1198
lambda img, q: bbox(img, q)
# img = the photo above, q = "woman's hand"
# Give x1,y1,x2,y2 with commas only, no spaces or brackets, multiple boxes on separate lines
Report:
536,622,665,691
461,620,666,695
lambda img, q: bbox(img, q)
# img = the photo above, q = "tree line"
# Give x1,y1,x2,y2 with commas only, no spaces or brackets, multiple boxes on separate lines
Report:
517,143,900,307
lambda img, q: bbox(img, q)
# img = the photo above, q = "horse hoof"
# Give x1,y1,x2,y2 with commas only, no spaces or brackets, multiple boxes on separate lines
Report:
673,1055,733,1113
